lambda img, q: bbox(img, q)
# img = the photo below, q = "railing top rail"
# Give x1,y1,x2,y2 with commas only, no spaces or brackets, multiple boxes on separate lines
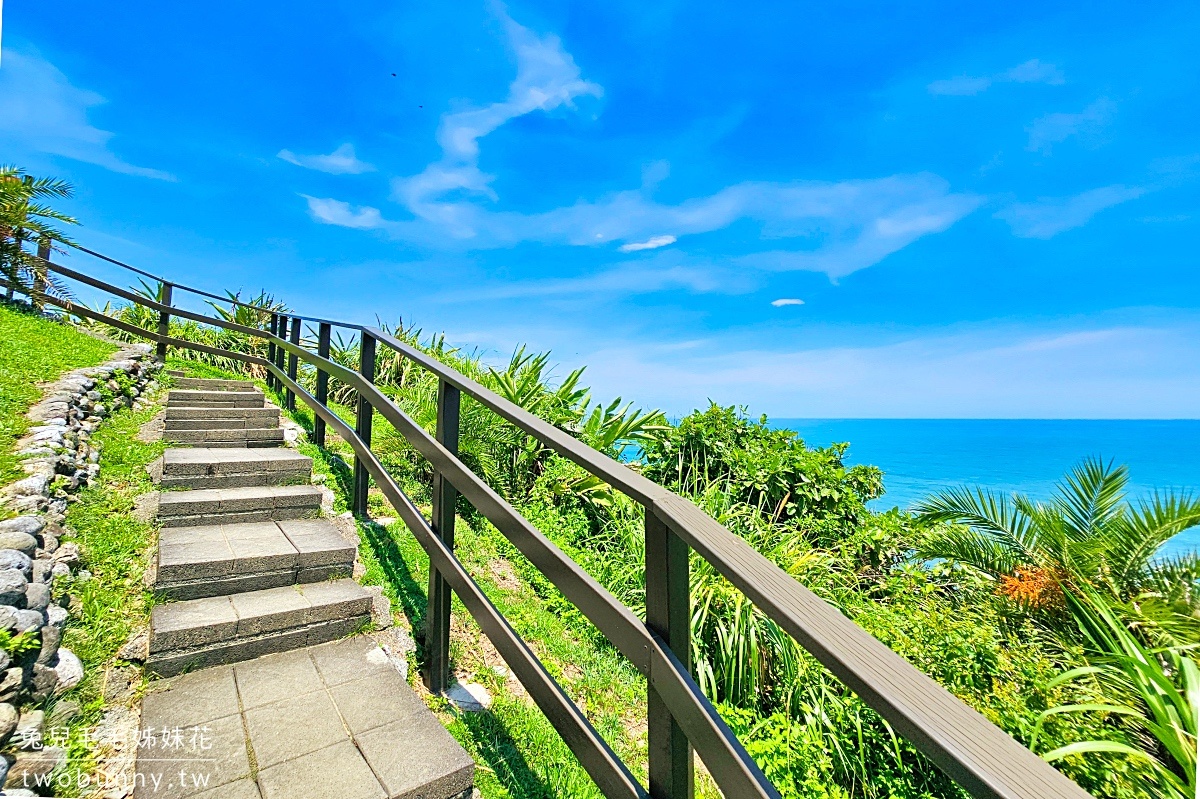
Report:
17,254,1099,799
67,243,364,330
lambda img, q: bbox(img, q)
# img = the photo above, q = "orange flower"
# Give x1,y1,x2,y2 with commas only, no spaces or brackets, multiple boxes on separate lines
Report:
998,567,1065,610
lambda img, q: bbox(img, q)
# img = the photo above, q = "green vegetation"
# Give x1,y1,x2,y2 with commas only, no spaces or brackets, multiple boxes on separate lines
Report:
0,300,115,487
0,166,78,303
57,273,1200,798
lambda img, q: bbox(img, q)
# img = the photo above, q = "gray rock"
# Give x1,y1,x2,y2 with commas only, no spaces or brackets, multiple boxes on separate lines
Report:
0,669,21,703
0,651,10,673
44,607,67,634
0,703,17,748
13,610,43,633
46,700,79,727
51,543,79,566
0,534,37,557
49,562,70,582
0,606,17,633
0,518,43,538
0,570,26,607
4,747,64,790
28,663,58,702
7,476,49,498
0,551,32,577
36,625,60,665
30,561,51,585
52,649,82,693
23,584,49,613
38,535,57,556
13,710,43,750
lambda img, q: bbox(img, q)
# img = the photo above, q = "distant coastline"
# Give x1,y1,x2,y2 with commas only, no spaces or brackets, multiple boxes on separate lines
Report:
773,418,1200,557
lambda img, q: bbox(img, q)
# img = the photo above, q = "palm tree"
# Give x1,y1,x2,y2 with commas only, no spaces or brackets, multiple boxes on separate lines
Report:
914,458,1200,639
0,166,78,303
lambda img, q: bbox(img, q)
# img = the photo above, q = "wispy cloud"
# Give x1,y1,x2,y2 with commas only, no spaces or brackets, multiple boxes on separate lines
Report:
771,298,804,307
928,58,1065,96
0,48,173,180
302,195,385,229
279,143,375,174
1026,98,1115,154
303,11,981,279
619,235,676,252
392,5,602,224
996,184,1145,238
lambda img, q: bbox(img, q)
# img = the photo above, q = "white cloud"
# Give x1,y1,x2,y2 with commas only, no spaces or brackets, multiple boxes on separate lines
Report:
392,6,602,225
302,195,386,229
928,58,1064,96
1026,98,1115,154
278,143,375,174
307,12,980,280
0,48,173,180
771,298,804,307
996,185,1144,239
619,235,676,252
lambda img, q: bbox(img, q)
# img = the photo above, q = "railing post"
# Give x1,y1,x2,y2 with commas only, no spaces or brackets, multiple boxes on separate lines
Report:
646,508,694,799
425,378,460,695
32,239,50,311
267,314,278,390
352,331,376,517
274,316,288,390
286,315,300,411
155,282,173,362
313,322,331,447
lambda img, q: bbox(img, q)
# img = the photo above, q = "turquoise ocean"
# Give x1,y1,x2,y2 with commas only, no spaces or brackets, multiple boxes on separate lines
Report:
773,419,1200,557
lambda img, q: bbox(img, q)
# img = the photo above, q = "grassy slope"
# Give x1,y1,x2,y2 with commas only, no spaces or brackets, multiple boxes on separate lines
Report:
0,302,115,487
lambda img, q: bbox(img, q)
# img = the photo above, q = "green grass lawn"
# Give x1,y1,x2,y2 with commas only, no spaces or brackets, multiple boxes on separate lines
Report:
0,301,116,487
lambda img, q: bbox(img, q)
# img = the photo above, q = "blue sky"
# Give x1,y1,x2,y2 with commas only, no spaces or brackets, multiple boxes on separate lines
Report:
2,1,1199,418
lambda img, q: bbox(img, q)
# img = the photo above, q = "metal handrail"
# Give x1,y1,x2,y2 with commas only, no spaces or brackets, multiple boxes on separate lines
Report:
68,243,362,329
9,254,1097,799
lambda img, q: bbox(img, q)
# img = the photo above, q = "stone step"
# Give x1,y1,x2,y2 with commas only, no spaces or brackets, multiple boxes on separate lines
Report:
164,414,281,431
163,427,286,447
167,389,265,408
156,485,323,528
165,405,281,423
147,580,372,676
156,520,356,600
159,447,312,489
173,377,259,391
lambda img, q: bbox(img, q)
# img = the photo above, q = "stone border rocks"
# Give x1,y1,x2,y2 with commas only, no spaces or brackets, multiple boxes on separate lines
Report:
0,343,161,792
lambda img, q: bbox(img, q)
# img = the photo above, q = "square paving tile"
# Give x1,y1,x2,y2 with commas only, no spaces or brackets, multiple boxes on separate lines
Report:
134,714,251,799
257,740,384,799
309,637,394,687
243,689,346,769
142,667,241,731
356,717,475,799
192,778,261,799
152,597,237,653
230,586,311,637
328,672,424,735
234,649,324,710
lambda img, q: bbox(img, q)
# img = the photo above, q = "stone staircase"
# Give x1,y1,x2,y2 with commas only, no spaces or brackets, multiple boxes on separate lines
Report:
137,377,474,799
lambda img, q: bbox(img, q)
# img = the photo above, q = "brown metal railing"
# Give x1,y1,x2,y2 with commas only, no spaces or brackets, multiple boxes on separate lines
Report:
3,246,1096,799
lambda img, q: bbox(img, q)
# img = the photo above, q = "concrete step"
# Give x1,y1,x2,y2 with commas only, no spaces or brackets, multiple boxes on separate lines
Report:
157,485,323,528
159,447,312,489
165,405,281,424
167,389,265,408
164,414,281,431
173,377,259,391
147,580,372,676
137,638,475,799
163,427,286,447
156,520,356,600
